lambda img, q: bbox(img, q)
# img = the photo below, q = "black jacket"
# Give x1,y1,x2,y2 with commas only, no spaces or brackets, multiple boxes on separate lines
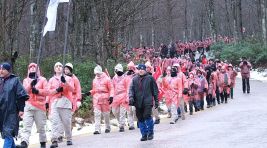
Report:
0,74,28,138
129,73,159,108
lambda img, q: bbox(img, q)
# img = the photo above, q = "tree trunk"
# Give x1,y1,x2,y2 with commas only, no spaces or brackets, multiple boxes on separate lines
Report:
237,0,244,39
184,0,189,41
261,0,267,44
208,0,216,40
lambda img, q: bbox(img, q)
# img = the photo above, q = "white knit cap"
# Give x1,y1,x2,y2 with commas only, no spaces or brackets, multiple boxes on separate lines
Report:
115,63,123,72
54,62,63,67
94,65,102,74
65,63,73,69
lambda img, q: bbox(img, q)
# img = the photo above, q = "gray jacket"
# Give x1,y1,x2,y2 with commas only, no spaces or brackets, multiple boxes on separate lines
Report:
129,73,159,108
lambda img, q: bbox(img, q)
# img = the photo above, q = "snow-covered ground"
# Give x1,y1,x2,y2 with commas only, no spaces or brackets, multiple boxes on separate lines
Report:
237,69,267,82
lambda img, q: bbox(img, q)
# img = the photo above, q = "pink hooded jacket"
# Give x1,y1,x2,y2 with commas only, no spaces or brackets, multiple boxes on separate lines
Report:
71,74,82,112
217,70,231,94
162,75,172,108
167,77,183,107
23,63,49,111
112,74,128,110
91,73,114,112
47,75,74,104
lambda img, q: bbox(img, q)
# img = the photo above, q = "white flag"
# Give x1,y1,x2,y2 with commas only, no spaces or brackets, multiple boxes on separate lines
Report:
43,0,69,36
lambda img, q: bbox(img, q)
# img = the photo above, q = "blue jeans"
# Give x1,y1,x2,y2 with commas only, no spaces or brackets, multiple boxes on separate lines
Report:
3,137,15,148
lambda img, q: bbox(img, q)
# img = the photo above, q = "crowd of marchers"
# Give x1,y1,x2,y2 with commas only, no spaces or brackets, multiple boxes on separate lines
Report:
0,42,252,147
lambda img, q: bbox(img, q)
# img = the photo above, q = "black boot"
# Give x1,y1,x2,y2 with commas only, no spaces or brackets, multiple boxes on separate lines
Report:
147,133,154,140
66,141,73,146
40,142,46,148
16,141,28,148
119,127,125,132
50,141,58,148
140,135,148,141
154,119,160,124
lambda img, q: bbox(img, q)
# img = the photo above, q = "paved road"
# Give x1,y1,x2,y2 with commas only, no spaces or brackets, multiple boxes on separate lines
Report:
32,78,267,148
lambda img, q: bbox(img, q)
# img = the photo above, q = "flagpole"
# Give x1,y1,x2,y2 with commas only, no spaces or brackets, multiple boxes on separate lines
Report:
62,0,71,66
36,0,50,79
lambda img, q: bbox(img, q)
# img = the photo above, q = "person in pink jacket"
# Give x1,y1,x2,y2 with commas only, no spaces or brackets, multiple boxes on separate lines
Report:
173,63,188,120
196,69,208,111
64,63,82,112
55,62,82,143
217,66,231,103
89,65,114,135
239,57,252,93
187,72,200,115
112,64,128,132
162,66,172,118
207,71,217,108
47,62,74,147
18,63,48,148
168,67,183,124
227,64,238,99
124,61,136,130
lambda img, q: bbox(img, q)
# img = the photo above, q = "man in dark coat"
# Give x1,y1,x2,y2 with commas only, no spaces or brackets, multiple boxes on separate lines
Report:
0,62,28,148
129,64,159,141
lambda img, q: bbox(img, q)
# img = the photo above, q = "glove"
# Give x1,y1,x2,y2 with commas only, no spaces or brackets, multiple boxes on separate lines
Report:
45,103,49,110
56,87,63,93
77,101,82,108
85,91,91,96
129,98,135,106
61,76,66,83
109,97,113,104
31,79,37,87
32,87,39,94
203,88,208,92
154,102,159,109
183,88,189,95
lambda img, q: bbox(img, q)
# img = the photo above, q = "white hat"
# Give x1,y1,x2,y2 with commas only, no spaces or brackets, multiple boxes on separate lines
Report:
115,63,123,72
94,65,103,74
173,63,180,67
54,62,63,67
65,63,73,70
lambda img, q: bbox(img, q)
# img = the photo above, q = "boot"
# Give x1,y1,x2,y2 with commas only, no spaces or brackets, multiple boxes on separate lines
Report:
147,133,154,140
129,126,135,130
154,119,160,124
50,141,58,148
40,142,46,148
16,141,28,148
58,136,63,143
140,135,148,141
93,131,100,135
105,129,110,133
189,112,193,115
119,127,125,132
170,118,178,124
66,141,73,146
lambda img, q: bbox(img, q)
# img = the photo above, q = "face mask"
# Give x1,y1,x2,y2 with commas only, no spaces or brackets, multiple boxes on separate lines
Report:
116,71,124,76
66,73,73,77
127,70,134,75
29,72,36,79
171,72,177,77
